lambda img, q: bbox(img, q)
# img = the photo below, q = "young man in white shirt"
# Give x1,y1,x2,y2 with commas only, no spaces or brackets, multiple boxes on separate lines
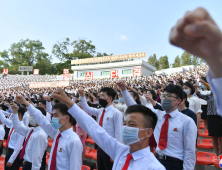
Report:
15,96,83,170
0,107,25,170
79,87,123,170
52,88,166,170
118,81,197,170
11,104,48,170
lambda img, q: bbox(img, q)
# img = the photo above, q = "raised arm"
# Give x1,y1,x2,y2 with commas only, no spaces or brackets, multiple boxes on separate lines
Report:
52,88,123,160
11,104,29,137
79,87,101,117
0,110,12,128
45,96,53,114
15,95,58,139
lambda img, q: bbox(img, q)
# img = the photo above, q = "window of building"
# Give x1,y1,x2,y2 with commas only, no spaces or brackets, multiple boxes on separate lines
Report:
122,69,133,74
80,73,85,77
101,71,110,76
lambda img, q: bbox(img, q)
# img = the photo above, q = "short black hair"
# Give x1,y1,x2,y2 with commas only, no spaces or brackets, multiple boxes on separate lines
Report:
53,103,76,125
183,82,195,95
36,107,46,116
18,107,25,117
147,90,157,100
100,87,117,101
177,80,183,86
38,99,46,105
125,105,157,130
164,84,183,101
182,91,189,108
129,91,141,105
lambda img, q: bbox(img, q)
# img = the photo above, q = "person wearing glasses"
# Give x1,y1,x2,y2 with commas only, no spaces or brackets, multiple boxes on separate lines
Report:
117,81,197,170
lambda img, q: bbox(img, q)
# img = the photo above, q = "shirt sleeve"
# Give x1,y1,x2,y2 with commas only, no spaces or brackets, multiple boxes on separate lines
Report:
113,111,123,142
68,140,83,170
2,111,10,117
12,113,29,137
46,101,53,114
154,103,164,111
196,91,209,101
195,98,202,114
80,96,100,117
0,110,12,128
121,90,137,106
204,82,211,90
139,95,147,105
27,104,57,139
23,113,30,126
68,104,124,160
183,119,197,170
0,129,5,140
207,71,222,117
8,134,25,164
32,134,48,170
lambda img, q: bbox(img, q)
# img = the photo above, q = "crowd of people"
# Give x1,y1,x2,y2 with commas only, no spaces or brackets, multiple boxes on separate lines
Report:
0,75,57,89
0,7,221,170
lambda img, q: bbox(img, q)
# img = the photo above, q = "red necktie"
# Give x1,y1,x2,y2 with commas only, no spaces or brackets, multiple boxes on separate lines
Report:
8,114,11,119
6,127,14,148
158,114,171,150
99,109,105,126
20,129,34,159
50,133,61,170
122,154,133,170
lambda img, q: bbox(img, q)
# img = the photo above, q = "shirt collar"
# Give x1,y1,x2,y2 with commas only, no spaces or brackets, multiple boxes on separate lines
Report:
33,126,41,132
165,109,179,118
105,105,113,111
60,127,73,137
123,146,151,161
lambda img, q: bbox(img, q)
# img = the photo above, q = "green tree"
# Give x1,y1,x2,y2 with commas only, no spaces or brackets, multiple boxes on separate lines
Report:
53,60,71,75
34,53,54,75
191,55,200,66
181,51,191,66
0,39,51,74
172,55,181,68
147,54,159,69
159,55,169,69
96,52,113,57
52,38,96,62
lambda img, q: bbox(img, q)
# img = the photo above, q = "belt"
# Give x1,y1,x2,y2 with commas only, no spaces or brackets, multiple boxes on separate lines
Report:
23,161,32,166
156,153,183,162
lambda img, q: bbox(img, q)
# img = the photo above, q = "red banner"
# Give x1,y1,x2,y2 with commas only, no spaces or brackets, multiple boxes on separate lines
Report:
110,70,118,78
133,68,141,77
29,81,70,88
33,69,39,75
3,69,8,74
85,72,93,80
63,69,69,80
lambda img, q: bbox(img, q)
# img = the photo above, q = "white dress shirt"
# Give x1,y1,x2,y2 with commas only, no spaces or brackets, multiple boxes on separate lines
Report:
207,71,222,117
0,125,5,140
12,113,48,170
27,104,82,170
187,96,202,114
68,104,165,170
46,101,53,114
121,90,197,170
80,96,123,142
0,111,25,164
2,110,13,128
23,112,30,126
46,112,51,122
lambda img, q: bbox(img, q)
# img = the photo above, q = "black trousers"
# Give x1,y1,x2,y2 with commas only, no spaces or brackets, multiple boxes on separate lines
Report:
157,158,183,170
40,150,46,170
97,147,113,170
22,164,31,170
0,142,3,156
4,127,10,140
5,148,22,170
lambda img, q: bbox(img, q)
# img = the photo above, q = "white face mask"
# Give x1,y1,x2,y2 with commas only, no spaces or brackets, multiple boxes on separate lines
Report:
121,126,148,145
29,117,37,127
184,89,191,95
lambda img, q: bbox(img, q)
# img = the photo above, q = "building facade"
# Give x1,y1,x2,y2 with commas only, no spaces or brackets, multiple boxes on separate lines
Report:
71,60,156,80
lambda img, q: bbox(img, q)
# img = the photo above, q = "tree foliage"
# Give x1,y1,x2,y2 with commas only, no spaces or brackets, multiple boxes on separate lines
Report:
172,55,181,68
159,55,169,69
147,54,159,70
